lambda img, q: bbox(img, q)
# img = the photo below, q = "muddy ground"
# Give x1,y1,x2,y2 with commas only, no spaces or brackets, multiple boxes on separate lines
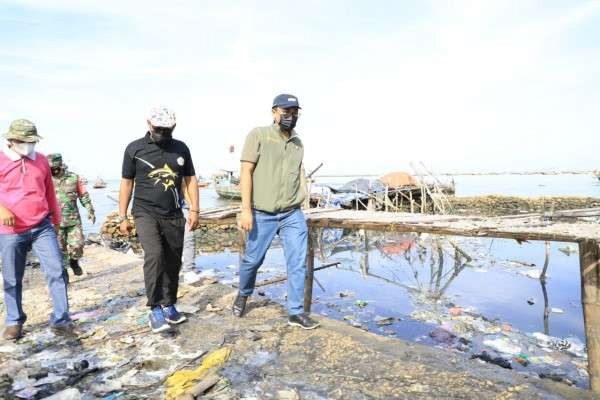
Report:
0,246,597,399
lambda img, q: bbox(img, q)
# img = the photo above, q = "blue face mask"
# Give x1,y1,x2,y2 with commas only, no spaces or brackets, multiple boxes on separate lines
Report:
278,115,298,132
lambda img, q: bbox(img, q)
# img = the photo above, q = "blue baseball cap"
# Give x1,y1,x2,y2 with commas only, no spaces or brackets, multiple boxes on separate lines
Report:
272,94,301,109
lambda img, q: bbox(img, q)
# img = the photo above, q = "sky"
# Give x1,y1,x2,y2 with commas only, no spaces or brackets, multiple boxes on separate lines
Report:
0,0,599,178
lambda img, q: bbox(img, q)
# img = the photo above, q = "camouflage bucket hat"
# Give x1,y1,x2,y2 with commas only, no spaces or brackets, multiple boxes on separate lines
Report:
4,119,42,143
47,153,63,168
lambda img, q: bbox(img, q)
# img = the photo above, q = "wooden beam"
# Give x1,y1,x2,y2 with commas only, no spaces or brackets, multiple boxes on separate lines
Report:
580,239,600,393
307,219,583,243
304,229,315,313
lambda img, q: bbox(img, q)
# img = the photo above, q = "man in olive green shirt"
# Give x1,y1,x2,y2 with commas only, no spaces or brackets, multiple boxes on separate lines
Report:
233,94,319,330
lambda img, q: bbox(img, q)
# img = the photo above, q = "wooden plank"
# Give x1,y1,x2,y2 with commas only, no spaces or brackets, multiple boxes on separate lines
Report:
307,219,588,243
580,239,600,393
304,230,315,313
305,209,600,242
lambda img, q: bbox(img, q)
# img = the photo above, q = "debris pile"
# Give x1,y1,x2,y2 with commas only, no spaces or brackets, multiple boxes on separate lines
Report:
450,196,600,216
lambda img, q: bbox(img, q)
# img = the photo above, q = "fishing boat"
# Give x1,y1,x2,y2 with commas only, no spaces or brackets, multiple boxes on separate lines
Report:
93,178,107,189
214,176,241,200
197,175,211,188
595,171,600,181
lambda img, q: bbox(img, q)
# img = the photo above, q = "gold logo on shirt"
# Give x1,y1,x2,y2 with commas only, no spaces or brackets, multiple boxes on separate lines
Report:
148,164,177,191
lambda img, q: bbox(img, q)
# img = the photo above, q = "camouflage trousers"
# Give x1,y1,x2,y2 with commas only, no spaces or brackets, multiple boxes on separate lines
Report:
58,224,84,265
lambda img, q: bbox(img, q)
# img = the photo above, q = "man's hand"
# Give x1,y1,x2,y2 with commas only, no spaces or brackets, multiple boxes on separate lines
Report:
88,211,96,224
54,224,60,234
119,219,133,236
0,206,15,227
187,211,199,231
238,209,253,232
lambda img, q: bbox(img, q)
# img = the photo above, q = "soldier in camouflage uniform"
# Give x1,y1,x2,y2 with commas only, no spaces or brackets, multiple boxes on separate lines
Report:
47,153,96,278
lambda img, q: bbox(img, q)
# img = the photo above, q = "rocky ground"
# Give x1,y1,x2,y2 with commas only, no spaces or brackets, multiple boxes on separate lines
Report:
0,246,597,399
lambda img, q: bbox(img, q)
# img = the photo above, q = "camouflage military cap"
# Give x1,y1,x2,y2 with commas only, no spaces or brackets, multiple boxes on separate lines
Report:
4,119,43,143
47,153,63,168
147,107,176,128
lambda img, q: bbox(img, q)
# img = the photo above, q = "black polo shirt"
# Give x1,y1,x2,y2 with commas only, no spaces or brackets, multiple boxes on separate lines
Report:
122,132,195,218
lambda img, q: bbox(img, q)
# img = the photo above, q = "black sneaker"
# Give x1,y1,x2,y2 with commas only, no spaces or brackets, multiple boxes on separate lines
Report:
232,294,248,317
288,313,321,330
70,259,83,276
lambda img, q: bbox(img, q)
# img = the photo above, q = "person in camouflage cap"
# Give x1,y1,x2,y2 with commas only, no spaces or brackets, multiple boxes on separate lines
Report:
48,153,96,279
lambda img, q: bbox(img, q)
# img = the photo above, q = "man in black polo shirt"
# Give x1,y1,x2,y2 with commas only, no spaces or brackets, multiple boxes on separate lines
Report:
118,107,199,333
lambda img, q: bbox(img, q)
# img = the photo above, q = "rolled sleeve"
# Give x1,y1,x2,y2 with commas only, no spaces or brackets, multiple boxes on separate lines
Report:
240,129,260,163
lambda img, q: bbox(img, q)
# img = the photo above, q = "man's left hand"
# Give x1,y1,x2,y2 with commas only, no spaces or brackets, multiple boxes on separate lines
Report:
88,211,96,224
187,211,199,231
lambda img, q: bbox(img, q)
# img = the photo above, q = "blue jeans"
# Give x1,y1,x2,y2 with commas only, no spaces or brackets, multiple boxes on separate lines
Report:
239,208,308,315
0,218,71,327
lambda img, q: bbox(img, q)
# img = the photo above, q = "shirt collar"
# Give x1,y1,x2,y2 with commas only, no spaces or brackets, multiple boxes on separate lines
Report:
2,142,37,161
272,123,298,142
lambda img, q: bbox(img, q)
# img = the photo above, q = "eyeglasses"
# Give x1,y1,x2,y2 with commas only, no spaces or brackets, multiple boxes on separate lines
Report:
276,108,301,118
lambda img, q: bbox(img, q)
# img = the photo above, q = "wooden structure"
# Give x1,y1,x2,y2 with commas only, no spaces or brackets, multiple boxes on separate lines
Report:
196,205,600,392
303,208,600,393
197,206,240,225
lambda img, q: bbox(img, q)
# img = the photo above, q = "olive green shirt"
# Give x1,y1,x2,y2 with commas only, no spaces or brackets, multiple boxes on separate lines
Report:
241,124,306,213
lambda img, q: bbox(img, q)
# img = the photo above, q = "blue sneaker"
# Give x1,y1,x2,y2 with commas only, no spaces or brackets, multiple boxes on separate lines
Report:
149,307,171,333
163,305,187,324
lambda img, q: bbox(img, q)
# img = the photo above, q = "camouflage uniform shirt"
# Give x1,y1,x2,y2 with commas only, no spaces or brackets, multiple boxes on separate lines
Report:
52,171,94,227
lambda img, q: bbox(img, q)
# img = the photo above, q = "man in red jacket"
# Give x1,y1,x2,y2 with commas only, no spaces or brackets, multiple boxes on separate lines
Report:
0,119,72,340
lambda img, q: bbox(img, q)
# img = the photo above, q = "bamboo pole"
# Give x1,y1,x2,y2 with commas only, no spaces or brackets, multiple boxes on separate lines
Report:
579,239,600,392
255,261,340,287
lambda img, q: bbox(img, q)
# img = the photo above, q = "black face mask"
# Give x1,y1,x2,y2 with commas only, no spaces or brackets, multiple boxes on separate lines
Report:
150,128,173,145
278,115,298,132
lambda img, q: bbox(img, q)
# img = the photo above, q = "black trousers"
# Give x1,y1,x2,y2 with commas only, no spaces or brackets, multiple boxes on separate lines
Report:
134,213,185,307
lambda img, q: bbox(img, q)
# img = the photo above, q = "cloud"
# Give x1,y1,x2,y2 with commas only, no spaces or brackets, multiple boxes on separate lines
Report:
0,0,599,178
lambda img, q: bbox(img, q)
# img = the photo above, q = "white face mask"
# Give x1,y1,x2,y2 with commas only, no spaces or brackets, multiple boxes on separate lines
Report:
11,142,36,157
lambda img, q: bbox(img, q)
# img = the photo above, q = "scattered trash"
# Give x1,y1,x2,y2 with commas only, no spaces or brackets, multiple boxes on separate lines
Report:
183,271,203,284
517,270,544,280
355,300,368,308
165,347,231,399
429,327,456,344
483,337,522,356
515,354,530,367
338,290,354,298
43,388,82,400
177,303,201,314
550,339,571,351
558,245,578,256
551,307,565,314
539,370,575,386
206,303,223,313
448,307,463,317
374,316,394,326
276,389,300,400
471,351,512,369
526,298,535,305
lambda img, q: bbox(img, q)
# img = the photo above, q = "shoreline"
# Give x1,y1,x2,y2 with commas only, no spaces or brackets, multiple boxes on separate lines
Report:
0,246,594,399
